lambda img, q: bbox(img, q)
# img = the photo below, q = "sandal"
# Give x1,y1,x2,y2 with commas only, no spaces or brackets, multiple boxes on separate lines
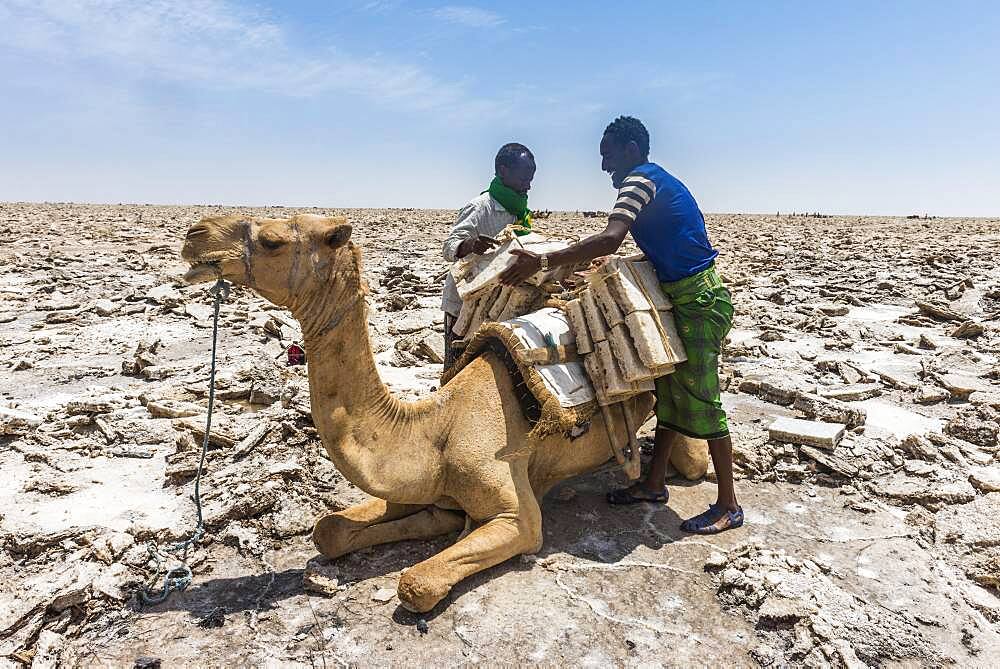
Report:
606,485,669,505
680,504,744,534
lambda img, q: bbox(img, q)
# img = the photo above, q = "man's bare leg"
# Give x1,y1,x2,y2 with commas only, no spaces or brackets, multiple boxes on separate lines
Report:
608,427,743,532
607,427,677,502
708,435,739,511
643,426,678,492
679,434,742,533
636,430,738,506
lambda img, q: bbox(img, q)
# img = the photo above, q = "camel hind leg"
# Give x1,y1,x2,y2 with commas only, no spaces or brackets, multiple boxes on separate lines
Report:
312,498,465,560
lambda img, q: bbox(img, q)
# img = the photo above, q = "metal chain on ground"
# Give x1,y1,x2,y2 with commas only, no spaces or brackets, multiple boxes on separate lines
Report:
139,277,230,606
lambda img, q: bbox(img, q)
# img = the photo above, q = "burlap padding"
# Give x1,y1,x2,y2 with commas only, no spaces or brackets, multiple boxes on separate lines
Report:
441,321,598,440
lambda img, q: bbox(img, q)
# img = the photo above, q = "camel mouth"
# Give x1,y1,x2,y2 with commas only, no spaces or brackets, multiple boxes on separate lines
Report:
183,261,222,285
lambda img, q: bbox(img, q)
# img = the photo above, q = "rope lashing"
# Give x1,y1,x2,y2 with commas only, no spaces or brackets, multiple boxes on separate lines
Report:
139,277,229,605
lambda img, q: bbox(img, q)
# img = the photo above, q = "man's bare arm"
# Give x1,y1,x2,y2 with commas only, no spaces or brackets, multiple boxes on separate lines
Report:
499,218,630,285
549,218,630,267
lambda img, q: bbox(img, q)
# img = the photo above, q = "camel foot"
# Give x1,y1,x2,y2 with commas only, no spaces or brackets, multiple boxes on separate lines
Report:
397,564,453,613
312,513,355,559
397,600,421,614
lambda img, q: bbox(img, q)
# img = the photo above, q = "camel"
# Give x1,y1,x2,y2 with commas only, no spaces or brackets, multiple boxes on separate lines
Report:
181,213,708,612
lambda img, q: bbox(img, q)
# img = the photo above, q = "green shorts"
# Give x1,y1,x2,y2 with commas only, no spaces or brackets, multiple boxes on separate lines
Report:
654,264,733,440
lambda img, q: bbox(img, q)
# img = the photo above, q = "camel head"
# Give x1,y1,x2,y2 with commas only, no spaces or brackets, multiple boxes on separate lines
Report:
181,213,356,315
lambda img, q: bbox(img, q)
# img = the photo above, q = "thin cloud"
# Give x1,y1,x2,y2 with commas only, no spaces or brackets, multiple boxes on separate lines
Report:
0,0,488,114
432,5,505,28
358,0,403,13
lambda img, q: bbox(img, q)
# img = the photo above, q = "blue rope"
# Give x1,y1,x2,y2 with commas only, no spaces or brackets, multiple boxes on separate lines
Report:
139,278,229,606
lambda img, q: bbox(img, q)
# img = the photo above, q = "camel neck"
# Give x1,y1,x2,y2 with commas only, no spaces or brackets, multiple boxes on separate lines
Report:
284,244,440,499
297,288,395,417
294,280,432,496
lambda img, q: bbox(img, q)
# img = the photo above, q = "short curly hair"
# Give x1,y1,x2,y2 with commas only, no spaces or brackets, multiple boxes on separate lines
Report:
603,116,649,159
495,143,534,173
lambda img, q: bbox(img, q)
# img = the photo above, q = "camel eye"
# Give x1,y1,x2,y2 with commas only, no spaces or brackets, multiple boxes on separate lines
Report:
260,232,285,250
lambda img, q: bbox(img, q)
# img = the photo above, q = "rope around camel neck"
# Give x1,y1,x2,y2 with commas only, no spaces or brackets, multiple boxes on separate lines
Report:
139,277,229,605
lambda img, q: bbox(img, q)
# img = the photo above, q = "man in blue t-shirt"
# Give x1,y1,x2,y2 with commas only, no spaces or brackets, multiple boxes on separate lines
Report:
500,116,741,534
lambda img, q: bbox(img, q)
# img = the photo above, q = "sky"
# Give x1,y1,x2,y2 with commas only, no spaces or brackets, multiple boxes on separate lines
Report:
1,0,998,215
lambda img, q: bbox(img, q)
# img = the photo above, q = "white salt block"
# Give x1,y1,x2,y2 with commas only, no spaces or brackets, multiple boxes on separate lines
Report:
565,299,594,356
625,310,671,368
487,284,513,321
452,293,480,336
497,286,540,322
769,417,845,450
581,289,609,343
591,277,625,327
455,233,574,298
627,259,672,311
454,236,522,299
606,265,652,314
656,308,688,363
467,285,500,334
609,324,652,383
596,340,637,400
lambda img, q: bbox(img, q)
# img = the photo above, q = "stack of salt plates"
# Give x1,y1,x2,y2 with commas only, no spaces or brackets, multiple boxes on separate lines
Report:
564,255,687,405
450,229,575,338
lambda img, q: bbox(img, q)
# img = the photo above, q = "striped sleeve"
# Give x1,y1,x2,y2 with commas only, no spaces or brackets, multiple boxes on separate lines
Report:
610,174,656,224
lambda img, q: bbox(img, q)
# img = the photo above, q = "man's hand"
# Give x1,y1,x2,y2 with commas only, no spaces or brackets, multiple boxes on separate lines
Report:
457,235,499,258
499,249,541,286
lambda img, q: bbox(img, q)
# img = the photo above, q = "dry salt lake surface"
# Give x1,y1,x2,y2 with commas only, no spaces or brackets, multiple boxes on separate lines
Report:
2,202,1000,666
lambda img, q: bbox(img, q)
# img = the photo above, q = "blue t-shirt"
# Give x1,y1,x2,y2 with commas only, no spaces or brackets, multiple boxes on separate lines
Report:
609,162,717,282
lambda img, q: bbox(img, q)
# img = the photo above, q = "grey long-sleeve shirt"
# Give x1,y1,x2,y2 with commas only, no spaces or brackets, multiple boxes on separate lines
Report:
440,192,515,316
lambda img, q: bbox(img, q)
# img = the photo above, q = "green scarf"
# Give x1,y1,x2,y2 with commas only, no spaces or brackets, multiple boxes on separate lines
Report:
486,176,532,236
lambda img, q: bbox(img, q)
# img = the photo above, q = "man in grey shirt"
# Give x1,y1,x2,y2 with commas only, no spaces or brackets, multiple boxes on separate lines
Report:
441,143,536,370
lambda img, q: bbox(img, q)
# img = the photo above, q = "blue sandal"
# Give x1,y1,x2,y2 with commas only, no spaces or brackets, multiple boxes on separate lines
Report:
607,485,669,505
680,504,744,534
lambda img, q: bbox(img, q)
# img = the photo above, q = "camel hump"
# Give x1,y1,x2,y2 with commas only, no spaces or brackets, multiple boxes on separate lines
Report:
445,313,598,441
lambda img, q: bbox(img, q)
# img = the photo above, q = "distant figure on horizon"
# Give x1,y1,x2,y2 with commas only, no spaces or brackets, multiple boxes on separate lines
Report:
440,143,536,371
500,116,741,534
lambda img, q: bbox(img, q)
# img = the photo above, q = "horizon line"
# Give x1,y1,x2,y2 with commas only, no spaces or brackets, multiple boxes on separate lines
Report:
1,200,997,220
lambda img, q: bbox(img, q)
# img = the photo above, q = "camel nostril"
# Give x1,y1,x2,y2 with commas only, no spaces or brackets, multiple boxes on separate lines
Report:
186,226,209,239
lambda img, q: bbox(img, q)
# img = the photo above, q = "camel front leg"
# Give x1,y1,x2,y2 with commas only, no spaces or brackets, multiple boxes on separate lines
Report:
397,465,542,612
313,498,464,559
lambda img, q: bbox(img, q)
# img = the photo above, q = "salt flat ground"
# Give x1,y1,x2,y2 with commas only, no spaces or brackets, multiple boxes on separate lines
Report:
1,204,999,667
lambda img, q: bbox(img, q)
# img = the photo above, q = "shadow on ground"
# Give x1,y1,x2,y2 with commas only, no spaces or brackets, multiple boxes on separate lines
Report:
139,466,696,624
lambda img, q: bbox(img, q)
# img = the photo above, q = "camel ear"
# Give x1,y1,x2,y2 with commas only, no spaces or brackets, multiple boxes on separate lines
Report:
325,224,352,249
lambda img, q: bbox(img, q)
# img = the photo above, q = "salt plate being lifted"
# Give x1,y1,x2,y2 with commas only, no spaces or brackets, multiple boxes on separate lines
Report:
452,231,572,299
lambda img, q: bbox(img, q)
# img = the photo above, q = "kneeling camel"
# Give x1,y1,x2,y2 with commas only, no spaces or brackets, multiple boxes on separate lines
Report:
181,214,707,612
